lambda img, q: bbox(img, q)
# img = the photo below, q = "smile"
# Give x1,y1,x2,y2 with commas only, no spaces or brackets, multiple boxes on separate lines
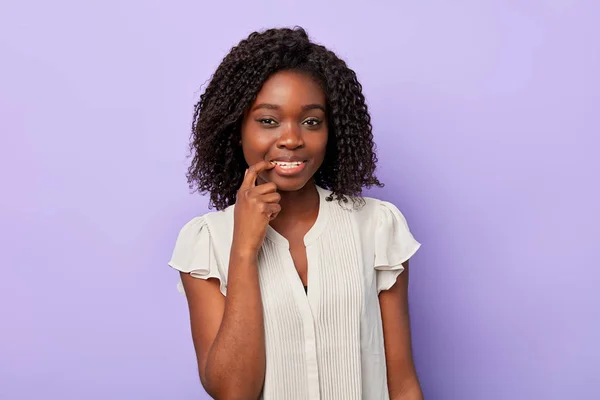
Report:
269,160,308,176
270,160,306,169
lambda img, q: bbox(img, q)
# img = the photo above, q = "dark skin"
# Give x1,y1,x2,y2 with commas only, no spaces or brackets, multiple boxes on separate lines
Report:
180,70,422,399
241,70,328,286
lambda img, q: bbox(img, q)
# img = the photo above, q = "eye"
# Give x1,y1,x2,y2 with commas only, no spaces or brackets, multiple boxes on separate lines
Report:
257,118,278,126
302,118,322,127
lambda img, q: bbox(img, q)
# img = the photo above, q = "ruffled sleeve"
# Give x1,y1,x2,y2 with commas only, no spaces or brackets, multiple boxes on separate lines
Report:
374,201,421,293
168,216,227,296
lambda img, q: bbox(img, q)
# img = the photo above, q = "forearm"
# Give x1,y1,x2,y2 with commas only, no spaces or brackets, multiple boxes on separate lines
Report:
203,249,266,400
391,378,423,400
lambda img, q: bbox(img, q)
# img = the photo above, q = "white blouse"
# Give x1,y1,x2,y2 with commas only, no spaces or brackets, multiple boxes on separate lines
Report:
169,186,421,400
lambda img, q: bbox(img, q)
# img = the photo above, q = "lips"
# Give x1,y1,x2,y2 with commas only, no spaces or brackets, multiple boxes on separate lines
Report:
269,157,308,176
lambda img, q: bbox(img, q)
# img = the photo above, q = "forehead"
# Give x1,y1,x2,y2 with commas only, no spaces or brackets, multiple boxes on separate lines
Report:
252,70,326,108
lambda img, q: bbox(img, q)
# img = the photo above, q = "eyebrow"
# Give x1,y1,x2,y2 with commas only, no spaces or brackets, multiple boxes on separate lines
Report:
252,103,326,112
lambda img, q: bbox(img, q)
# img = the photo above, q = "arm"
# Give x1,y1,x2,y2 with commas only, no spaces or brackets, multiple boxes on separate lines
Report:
181,249,265,400
379,260,424,400
181,161,280,400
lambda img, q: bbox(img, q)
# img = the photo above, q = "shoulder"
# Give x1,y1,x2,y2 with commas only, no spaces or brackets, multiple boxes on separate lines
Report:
169,206,235,272
169,206,234,297
199,204,235,228
320,188,411,228
177,205,235,231
173,205,235,248
348,194,419,253
347,194,408,226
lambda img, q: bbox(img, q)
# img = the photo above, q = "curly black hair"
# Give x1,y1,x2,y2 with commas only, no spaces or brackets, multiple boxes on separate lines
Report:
187,26,383,210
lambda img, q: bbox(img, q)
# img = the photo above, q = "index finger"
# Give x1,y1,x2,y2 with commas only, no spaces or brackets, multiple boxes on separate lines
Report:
241,160,275,189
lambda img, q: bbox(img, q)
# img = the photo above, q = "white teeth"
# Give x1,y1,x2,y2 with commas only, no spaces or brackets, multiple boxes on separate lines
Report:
272,161,303,168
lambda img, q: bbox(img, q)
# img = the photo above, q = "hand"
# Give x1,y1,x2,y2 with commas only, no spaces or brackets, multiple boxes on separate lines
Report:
232,161,281,255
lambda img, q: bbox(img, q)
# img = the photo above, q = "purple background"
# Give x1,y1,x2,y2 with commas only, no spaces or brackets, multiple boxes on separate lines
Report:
1,1,598,399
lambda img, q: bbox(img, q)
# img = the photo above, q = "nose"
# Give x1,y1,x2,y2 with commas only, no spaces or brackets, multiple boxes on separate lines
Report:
276,122,304,150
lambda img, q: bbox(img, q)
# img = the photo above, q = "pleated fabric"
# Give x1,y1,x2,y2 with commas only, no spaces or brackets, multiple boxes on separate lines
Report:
169,186,421,399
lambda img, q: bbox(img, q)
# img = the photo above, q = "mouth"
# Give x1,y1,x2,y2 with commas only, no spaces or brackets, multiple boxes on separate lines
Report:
270,160,306,168
269,160,308,176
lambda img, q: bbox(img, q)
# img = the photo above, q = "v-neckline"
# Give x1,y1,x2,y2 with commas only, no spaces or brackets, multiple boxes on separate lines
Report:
265,185,329,248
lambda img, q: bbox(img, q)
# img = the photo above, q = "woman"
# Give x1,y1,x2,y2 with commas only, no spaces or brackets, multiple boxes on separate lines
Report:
169,27,423,400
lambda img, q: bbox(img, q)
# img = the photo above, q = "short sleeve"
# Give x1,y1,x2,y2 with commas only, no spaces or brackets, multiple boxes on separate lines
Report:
168,216,227,296
374,201,421,293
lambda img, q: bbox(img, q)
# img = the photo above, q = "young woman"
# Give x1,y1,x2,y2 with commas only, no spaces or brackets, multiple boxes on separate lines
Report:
169,27,423,400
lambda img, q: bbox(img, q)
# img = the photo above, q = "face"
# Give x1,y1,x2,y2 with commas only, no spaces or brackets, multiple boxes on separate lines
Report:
241,70,328,192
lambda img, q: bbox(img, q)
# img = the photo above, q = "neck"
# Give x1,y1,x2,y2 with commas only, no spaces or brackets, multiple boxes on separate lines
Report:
275,181,320,222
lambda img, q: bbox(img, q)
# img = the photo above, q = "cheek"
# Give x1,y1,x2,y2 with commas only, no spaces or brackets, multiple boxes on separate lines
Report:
242,131,273,163
309,131,328,159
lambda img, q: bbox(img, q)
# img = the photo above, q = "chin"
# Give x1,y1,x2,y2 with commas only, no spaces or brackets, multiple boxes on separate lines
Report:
263,173,313,192
271,178,310,192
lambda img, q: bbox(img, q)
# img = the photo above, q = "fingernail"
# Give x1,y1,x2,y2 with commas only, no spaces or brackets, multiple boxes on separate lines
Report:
244,169,248,177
